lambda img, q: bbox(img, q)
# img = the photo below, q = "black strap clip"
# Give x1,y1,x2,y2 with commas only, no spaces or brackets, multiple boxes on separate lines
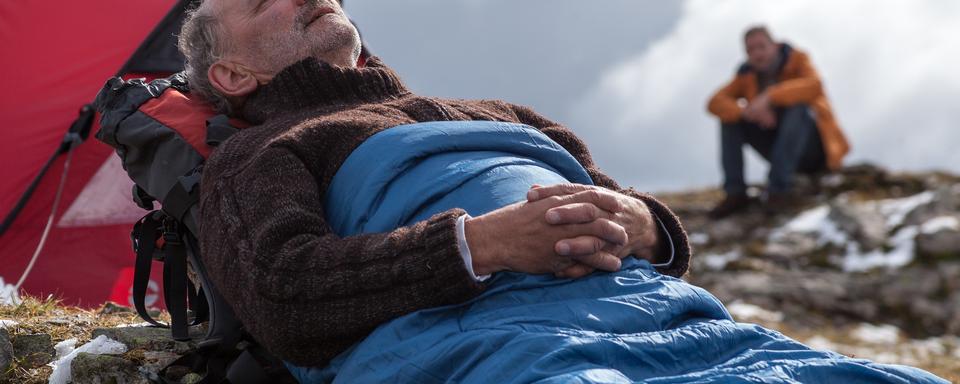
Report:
162,216,183,247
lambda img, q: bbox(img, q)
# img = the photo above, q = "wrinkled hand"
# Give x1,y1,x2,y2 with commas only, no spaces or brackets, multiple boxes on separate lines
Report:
742,93,776,129
465,192,629,276
527,184,661,279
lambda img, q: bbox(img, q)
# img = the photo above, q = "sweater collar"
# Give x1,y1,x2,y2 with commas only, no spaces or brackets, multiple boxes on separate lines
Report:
241,56,409,124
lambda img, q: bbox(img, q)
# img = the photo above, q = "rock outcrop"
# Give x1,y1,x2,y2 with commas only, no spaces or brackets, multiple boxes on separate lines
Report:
662,164,960,339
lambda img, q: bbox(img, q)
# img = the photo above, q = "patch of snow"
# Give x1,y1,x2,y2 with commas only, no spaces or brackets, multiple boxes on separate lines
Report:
906,338,948,361
53,338,78,360
0,319,18,329
851,323,900,345
771,200,926,272
701,249,741,270
1,276,20,306
782,205,830,233
842,226,917,272
867,191,935,230
48,335,127,384
114,322,153,328
689,232,710,246
773,205,849,246
726,301,784,323
920,216,960,234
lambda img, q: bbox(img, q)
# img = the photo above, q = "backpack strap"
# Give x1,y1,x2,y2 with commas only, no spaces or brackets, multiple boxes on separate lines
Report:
160,216,191,341
131,210,206,341
132,211,167,329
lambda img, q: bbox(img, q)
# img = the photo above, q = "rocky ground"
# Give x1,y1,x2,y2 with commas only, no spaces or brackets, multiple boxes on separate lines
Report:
2,164,958,383
660,163,960,382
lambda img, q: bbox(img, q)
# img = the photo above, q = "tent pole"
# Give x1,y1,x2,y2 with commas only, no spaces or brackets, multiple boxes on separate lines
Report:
0,105,92,237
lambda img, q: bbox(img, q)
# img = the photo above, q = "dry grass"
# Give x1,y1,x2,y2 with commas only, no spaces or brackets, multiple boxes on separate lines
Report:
1,295,152,384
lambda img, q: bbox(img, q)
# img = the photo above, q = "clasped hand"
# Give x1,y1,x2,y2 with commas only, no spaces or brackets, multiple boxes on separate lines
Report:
741,92,776,129
465,183,661,279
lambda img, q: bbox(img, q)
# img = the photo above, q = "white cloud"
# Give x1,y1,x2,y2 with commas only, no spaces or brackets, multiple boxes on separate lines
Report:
571,0,960,192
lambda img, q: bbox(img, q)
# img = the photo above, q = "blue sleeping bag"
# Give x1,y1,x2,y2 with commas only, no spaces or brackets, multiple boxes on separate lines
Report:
287,121,946,383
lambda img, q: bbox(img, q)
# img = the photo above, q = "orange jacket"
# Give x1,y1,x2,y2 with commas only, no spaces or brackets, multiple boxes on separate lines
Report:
707,44,849,170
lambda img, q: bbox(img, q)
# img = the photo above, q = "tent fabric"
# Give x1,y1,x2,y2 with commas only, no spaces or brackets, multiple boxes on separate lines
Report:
0,1,184,307
289,121,945,383
0,0,356,309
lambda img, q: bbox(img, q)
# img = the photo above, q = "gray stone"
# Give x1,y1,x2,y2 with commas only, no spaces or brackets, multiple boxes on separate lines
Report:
939,262,960,292
945,291,960,335
92,326,200,355
916,228,960,259
139,350,181,374
763,232,821,260
71,352,148,384
879,267,943,304
98,301,136,315
46,318,72,326
181,372,203,384
902,187,960,228
163,365,193,382
829,202,887,250
12,333,55,368
0,328,13,378
703,218,748,245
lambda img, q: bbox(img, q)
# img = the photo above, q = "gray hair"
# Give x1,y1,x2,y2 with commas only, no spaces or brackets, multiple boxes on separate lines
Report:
178,6,233,115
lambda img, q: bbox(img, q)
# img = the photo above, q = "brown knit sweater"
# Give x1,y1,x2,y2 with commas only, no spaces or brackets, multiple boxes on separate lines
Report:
198,57,691,366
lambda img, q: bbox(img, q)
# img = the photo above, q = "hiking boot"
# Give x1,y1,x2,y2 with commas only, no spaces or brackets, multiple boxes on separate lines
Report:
708,194,751,219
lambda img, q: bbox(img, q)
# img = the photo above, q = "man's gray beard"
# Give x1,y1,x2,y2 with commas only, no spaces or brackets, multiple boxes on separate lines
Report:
251,14,359,72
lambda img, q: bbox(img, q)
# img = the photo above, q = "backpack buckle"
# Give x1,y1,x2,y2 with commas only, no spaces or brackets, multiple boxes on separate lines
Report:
162,217,183,247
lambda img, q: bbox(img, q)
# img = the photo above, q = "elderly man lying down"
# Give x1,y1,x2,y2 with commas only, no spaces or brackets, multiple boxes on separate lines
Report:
176,0,946,382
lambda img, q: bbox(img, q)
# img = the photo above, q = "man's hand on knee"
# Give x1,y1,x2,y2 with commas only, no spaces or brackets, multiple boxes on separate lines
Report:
464,192,628,276
742,92,776,129
526,184,663,279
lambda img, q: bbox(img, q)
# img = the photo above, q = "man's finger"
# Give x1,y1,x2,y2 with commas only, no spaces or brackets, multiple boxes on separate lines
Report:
571,251,621,272
545,202,611,224
555,235,605,257
549,257,576,273
557,189,623,213
556,263,595,279
527,183,593,202
564,219,627,246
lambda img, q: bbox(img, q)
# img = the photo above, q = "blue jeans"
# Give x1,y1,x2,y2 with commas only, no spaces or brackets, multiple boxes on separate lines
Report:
721,105,825,195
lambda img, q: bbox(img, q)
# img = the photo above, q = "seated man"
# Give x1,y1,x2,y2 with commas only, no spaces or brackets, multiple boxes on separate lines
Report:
180,2,944,383
707,26,851,218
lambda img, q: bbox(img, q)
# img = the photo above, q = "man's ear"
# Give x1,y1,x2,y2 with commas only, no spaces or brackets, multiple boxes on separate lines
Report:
208,61,260,98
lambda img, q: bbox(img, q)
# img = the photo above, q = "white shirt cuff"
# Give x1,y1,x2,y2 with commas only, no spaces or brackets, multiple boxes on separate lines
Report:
456,214,490,282
648,214,675,269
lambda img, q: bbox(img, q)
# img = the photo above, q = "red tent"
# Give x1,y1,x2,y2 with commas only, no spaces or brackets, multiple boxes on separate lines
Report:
0,1,190,308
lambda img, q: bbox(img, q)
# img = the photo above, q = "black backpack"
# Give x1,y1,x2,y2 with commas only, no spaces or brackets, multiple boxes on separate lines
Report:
95,74,296,384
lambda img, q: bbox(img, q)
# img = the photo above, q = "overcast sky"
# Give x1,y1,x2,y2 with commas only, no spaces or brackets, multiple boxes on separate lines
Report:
346,0,960,193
